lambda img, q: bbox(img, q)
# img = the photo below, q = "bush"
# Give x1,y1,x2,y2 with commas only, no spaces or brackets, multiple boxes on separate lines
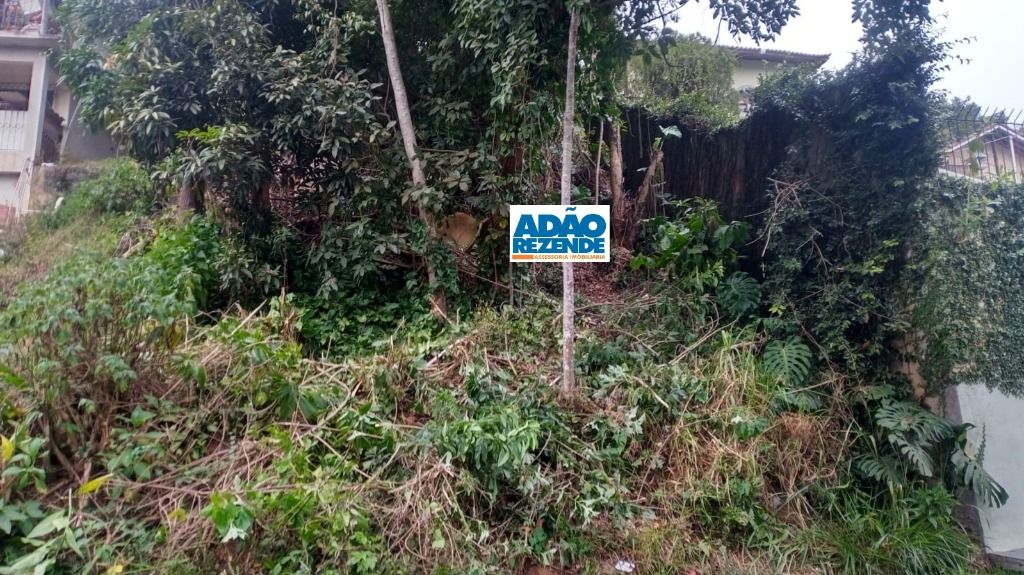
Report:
43,159,157,227
909,177,1024,394
0,217,222,472
296,282,439,358
629,198,753,321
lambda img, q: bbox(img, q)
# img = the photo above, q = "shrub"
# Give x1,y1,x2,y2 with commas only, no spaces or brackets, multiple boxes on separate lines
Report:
909,177,1024,394
631,198,749,285
296,280,439,357
43,159,157,227
629,198,752,322
0,217,222,471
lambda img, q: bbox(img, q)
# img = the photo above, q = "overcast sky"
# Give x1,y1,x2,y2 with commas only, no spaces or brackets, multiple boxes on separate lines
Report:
670,0,1023,113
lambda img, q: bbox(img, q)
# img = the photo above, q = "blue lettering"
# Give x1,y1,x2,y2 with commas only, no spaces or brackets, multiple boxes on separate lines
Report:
537,214,561,235
513,210,609,256
513,237,607,254
580,215,605,237
514,216,538,237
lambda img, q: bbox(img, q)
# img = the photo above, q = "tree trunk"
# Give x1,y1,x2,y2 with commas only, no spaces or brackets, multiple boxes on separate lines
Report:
608,119,626,245
559,8,580,395
626,147,664,248
593,119,603,205
176,184,197,221
375,0,447,317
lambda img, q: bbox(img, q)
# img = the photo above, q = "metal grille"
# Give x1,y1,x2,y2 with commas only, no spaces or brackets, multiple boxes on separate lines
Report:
942,107,1024,184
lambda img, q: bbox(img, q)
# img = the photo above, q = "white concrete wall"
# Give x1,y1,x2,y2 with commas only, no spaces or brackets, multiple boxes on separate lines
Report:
733,61,783,90
0,172,16,205
951,384,1024,553
0,171,19,223
0,149,22,172
60,92,117,162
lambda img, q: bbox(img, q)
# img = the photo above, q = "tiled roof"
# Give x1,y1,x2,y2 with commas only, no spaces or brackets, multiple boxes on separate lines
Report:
726,46,830,65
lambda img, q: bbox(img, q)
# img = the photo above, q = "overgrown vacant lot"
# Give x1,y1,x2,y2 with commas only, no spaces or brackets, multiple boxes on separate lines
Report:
0,165,1015,574
3,0,1024,573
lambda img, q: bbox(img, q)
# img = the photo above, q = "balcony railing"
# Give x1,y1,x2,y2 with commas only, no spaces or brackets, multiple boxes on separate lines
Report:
0,109,26,150
0,0,57,36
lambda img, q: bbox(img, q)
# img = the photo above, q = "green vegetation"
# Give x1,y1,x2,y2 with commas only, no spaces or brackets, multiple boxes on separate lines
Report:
0,160,1008,573
622,33,741,128
909,177,1024,394
0,0,1017,573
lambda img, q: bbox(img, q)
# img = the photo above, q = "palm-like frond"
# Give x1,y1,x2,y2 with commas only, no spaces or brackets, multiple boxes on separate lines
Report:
854,453,907,488
717,271,761,317
763,336,813,384
953,426,1009,507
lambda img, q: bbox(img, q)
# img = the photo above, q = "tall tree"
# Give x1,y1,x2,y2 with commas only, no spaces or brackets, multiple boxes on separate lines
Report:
608,119,626,243
375,0,447,317
560,6,581,394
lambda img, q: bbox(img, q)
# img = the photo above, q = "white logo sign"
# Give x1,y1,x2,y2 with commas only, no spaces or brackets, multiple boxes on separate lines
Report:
509,205,611,262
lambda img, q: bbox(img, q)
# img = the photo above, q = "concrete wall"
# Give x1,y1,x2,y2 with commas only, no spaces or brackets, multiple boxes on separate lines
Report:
0,172,17,205
61,108,118,162
949,384,1024,553
52,84,117,162
733,61,783,90
27,161,107,212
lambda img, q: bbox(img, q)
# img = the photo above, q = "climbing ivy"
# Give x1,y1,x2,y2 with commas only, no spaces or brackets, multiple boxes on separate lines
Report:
909,177,1024,395
746,0,1013,501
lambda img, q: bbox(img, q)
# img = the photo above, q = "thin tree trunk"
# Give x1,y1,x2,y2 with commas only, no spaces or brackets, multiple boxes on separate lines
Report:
627,147,664,248
608,119,626,245
375,0,447,317
559,8,580,395
636,150,664,212
593,119,603,205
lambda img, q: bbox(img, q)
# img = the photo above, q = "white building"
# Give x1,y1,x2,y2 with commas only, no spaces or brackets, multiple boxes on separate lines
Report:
0,0,115,224
941,124,1024,184
727,46,830,116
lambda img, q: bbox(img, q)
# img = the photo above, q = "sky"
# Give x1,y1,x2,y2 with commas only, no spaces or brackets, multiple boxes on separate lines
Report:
670,0,1024,113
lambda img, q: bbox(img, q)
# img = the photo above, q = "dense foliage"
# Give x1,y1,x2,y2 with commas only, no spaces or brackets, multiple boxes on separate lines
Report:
1,177,995,573
621,33,740,128
0,0,1015,572
749,0,1009,508
56,0,804,303
909,177,1024,394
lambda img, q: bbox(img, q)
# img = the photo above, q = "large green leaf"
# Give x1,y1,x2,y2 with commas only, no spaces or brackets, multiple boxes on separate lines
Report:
762,336,813,384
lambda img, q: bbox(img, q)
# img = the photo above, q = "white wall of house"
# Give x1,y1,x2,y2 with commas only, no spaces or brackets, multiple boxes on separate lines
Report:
732,61,784,91
0,29,117,219
949,384,1024,553
0,172,17,205
0,46,47,218
60,95,118,162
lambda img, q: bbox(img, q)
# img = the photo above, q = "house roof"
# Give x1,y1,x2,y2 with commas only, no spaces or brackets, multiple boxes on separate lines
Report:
727,46,830,66
944,124,1024,154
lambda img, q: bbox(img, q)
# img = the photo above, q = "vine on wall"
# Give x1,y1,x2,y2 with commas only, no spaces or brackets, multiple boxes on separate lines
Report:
910,177,1024,395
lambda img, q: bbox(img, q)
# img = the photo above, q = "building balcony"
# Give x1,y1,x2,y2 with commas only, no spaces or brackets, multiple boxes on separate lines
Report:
0,0,58,47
